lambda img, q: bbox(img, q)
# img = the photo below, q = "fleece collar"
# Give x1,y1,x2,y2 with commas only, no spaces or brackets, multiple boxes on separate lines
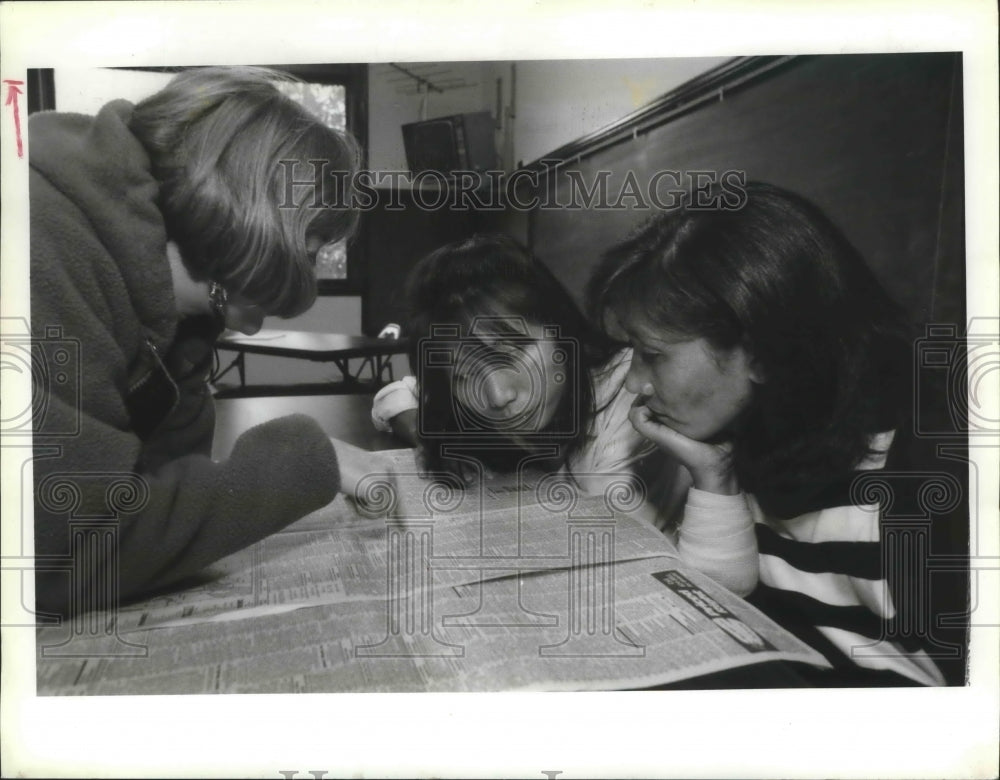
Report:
29,100,177,351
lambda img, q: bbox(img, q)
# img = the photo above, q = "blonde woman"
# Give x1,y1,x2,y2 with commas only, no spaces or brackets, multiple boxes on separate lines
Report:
29,67,359,613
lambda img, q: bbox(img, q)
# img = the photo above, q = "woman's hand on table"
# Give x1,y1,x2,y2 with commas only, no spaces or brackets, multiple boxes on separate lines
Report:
330,437,396,505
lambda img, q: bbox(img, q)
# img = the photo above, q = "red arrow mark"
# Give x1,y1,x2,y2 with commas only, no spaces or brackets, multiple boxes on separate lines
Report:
4,79,25,158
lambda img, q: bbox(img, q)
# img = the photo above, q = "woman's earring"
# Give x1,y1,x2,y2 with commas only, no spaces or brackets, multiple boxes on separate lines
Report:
208,282,228,328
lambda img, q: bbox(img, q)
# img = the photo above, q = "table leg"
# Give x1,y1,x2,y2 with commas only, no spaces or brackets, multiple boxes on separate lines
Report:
331,357,360,388
376,355,395,383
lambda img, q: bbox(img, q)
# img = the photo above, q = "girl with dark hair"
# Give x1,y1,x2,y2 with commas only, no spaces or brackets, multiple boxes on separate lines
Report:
589,181,944,685
30,67,361,614
372,234,661,489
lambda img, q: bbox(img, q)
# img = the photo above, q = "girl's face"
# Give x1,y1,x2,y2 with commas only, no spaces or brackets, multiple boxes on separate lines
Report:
622,318,761,443
450,321,569,438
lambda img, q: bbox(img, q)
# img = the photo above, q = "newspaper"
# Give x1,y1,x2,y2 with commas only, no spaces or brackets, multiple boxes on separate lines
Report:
35,448,830,693
105,448,672,632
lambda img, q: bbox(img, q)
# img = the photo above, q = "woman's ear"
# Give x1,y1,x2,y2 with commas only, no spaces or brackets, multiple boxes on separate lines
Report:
737,340,766,384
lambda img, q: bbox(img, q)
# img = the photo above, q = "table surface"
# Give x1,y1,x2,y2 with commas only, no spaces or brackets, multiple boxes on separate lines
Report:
36,392,815,694
207,394,811,690
212,392,402,457
215,328,409,360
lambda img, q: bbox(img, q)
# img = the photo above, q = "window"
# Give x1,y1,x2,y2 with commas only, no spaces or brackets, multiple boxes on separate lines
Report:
272,64,368,295
275,80,351,282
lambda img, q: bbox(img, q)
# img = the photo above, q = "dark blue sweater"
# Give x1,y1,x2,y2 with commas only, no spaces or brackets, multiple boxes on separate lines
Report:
28,100,340,613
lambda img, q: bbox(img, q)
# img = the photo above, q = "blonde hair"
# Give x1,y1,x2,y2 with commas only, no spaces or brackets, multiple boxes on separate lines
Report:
130,66,361,316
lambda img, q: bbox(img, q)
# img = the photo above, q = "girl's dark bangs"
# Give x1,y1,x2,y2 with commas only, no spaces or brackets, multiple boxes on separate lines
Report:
449,289,544,339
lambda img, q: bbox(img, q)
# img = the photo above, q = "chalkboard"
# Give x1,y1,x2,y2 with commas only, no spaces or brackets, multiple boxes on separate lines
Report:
528,53,964,330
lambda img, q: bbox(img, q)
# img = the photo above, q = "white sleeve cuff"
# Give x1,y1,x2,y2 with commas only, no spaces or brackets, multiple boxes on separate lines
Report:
678,489,758,596
683,488,754,534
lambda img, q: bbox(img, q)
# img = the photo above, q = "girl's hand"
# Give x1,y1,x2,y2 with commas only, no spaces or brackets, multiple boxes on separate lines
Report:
628,403,739,495
387,409,419,446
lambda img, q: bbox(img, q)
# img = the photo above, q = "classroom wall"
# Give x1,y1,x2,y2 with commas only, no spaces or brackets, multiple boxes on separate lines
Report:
367,62,497,173
507,57,730,166
365,58,731,173
53,68,172,113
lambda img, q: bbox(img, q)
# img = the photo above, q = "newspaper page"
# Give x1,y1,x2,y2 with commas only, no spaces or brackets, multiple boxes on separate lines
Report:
36,555,828,694
106,448,675,631
35,447,830,692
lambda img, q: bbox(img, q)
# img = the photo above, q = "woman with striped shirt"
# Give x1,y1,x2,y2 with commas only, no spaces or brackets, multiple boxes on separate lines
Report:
588,181,945,686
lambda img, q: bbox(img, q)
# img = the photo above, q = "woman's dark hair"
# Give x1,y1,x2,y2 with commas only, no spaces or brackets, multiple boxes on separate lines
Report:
405,234,614,478
589,181,912,498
